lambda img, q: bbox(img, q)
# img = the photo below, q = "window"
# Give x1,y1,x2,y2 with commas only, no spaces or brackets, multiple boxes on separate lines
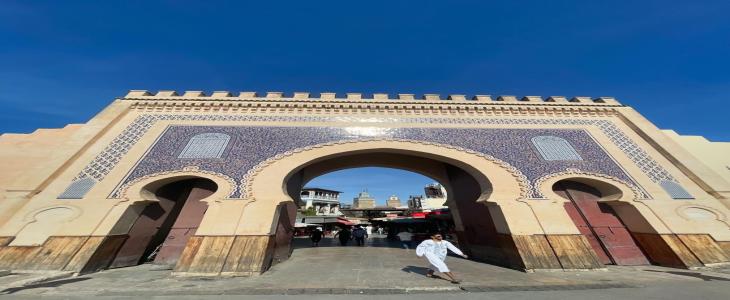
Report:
660,180,694,199
531,136,582,161
178,133,230,159
58,177,96,199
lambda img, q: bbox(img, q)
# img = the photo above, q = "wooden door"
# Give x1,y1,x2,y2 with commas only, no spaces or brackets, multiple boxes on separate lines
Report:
153,180,215,265
109,182,191,268
555,181,649,266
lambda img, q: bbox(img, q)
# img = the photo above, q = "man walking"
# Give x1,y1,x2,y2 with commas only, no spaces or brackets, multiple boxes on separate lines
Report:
352,225,368,246
334,227,352,246
310,227,323,247
396,229,414,249
415,232,468,284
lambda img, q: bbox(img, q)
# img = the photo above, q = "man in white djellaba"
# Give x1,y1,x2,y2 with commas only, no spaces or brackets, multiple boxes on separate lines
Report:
415,232,468,284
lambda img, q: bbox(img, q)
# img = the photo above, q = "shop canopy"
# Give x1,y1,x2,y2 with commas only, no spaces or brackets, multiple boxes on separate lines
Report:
300,216,355,226
385,217,428,224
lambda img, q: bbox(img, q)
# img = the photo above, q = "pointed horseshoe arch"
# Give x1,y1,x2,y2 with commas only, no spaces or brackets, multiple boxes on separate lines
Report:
245,139,528,204
117,167,236,203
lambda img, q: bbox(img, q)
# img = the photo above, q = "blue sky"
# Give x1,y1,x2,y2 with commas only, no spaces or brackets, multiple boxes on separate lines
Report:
306,167,435,206
1,1,729,203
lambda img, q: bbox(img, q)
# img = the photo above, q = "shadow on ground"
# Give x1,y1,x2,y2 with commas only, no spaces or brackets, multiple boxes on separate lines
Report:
644,270,730,281
1,277,90,294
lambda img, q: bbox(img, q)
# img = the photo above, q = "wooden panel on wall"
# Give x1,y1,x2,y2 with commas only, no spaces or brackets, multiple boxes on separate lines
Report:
546,234,603,269
632,233,686,268
495,234,526,270
677,234,729,265
0,235,129,273
67,235,128,274
63,236,105,272
718,241,730,257
509,234,562,270
0,237,13,246
222,235,273,275
661,234,703,268
0,245,42,270
0,236,90,270
173,236,204,273
30,237,89,270
186,236,234,274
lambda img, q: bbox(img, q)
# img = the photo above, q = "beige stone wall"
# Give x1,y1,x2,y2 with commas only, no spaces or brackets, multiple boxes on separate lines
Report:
662,130,730,185
0,100,133,229
0,91,728,255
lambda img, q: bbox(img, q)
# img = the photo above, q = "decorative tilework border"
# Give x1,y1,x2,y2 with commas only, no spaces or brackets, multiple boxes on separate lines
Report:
64,114,679,200
234,137,533,201
112,125,644,200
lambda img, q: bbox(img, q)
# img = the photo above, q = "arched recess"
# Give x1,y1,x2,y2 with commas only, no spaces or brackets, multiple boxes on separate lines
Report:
9,205,81,246
117,168,235,202
539,173,729,269
550,178,650,266
537,172,659,235
104,173,220,270
243,140,549,271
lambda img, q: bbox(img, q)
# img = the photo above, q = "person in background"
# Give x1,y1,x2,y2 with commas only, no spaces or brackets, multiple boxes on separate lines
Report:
352,225,368,246
415,232,468,284
310,227,323,247
397,229,414,249
334,227,352,246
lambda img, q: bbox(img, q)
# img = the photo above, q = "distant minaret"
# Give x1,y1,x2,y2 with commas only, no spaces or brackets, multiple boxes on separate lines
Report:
386,195,401,208
353,189,376,208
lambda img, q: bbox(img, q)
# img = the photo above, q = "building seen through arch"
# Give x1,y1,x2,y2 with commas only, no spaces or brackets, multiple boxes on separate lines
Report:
0,90,729,276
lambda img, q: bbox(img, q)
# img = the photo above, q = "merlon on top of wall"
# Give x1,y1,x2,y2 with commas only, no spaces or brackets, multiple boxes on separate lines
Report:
122,90,622,106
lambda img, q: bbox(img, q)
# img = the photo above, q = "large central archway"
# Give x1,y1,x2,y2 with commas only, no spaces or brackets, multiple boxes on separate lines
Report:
245,140,542,270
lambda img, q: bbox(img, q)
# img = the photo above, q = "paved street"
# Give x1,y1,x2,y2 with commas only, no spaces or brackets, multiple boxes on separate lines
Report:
2,237,730,298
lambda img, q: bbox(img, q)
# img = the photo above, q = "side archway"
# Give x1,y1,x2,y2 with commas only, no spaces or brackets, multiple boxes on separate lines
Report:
539,173,729,268
104,173,220,270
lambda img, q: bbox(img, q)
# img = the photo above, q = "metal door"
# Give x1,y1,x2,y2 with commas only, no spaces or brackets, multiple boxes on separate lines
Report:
556,181,649,265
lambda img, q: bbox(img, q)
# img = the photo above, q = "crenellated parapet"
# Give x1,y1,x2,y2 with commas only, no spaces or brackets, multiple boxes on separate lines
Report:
122,90,622,106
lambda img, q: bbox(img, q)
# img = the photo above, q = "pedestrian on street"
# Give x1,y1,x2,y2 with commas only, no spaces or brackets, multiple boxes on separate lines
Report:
352,225,368,246
415,232,468,284
310,227,323,247
397,229,414,249
334,227,352,246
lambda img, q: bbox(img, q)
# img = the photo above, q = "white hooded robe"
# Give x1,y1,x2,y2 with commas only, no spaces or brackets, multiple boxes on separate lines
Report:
415,239,464,273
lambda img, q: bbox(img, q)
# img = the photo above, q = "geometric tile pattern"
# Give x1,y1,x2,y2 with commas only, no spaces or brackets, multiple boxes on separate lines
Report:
57,177,96,199
531,136,583,161
659,180,694,199
178,133,230,159
59,114,687,200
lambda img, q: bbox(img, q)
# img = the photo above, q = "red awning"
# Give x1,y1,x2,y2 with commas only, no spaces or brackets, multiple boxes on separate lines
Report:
337,219,355,226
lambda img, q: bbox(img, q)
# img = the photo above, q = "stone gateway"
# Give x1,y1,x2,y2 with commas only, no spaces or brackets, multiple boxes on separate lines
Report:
0,91,729,276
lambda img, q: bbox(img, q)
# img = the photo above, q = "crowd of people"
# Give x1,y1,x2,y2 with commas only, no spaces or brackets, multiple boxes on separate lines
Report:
308,225,370,247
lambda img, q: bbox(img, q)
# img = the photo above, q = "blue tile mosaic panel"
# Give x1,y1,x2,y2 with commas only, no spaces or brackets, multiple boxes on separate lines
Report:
531,136,583,161
111,125,642,199
57,177,96,199
178,133,230,159
659,180,694,199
